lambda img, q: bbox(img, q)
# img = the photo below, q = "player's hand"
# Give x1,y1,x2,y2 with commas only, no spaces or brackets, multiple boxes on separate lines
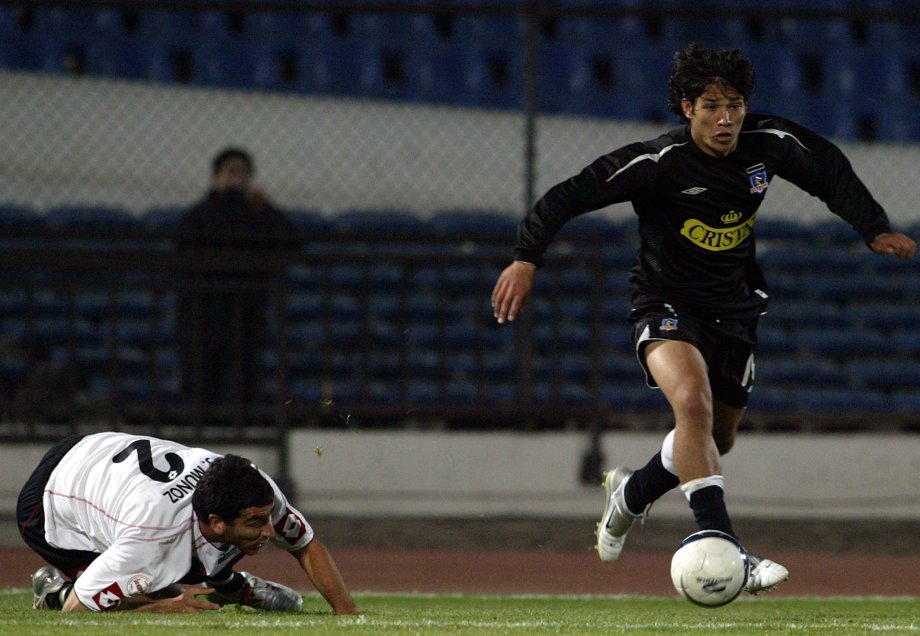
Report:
870,232,916,260
156,586,220,613
491,261,536,324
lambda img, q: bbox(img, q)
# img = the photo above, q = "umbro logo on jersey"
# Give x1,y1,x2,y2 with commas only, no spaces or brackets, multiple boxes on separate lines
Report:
682,187,707,195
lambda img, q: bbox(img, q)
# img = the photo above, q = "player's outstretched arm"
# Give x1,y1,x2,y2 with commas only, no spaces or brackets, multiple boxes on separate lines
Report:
870,232,916,260
62,585,219,613
492,260,537,324
294,539,359,615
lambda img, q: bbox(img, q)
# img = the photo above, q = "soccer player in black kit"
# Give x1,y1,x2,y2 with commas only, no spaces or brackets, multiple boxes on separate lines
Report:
491,43,916,594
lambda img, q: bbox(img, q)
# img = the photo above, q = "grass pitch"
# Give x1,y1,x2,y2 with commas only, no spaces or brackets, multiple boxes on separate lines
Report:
1,590,918,635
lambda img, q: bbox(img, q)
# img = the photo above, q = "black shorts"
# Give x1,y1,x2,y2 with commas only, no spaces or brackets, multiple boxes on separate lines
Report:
17,434,100,580
630,305,757,409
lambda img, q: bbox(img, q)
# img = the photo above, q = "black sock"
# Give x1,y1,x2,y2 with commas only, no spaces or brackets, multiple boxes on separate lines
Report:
211,571,245,593
47,583,73,610
688,484,735,537
624,452,680,514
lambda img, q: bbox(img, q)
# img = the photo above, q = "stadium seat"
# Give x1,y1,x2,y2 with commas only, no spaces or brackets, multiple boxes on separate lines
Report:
792,327,889,357
759,245,866,275
140,206,185,231
138,9,201,46
754,218,813,241
33,7,124,43
756,355,849,386
429,210,518,238
0,203,43,231
44,206,138,231
191,39,255,89
454,42,525,110
845,302,920,330
333,209,427,237
847,359,920,390
756,327,796,355
799,272,900,303
891,329,920,355
762,300,846,329
783,387,888,412
243,11,336,46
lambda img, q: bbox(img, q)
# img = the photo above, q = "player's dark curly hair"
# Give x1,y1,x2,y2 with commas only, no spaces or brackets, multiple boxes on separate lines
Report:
192,454,274,523
668,43,756,122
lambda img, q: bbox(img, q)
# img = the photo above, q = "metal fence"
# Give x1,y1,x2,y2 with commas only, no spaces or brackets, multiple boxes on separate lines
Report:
1,2,919,449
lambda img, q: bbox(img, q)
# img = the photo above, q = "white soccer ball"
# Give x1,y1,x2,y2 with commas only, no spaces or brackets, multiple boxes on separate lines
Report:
670,530,749,607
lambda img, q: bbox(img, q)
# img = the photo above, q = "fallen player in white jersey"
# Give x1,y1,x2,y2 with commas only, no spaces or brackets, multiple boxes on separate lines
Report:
18,432,358,614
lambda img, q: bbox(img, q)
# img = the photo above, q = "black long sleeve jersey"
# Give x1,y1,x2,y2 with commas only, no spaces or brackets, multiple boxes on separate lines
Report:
514,114,892,319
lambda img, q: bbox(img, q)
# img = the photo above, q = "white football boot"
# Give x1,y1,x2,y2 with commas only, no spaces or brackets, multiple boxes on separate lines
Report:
210,572,303,612
745,554,789,594
31,566,67,610
595,466,644,562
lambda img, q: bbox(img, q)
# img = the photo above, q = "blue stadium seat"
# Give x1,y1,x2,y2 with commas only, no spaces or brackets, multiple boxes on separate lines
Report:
557,15,644,47
351,11,441,45
453,42,525,110
762,300,846,329
429,210,518,238
140,206,185,231
808,219,864,245
845,302,920,330
792,327,889,357
784,387,888,411
33,7,124,44
44,206,138,231
333,209,427,238
891,330,920,355
847,359,920,390
759,244,866,275
756,327,796,355
138,10,201,46
756,355,849,386
0,203,43,231
243,11,336,46
84,35,147,80
191,40,255,89
799,272,900,303
891,390,920,413
754,218,813,241
453,13,525,47
407,379,440,404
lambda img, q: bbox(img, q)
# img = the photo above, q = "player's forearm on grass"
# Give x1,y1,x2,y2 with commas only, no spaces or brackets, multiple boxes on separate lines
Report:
296,539,359,615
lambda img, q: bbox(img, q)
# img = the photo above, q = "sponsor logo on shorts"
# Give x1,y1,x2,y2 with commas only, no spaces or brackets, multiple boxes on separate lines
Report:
660,318,679,332
682,187,707,195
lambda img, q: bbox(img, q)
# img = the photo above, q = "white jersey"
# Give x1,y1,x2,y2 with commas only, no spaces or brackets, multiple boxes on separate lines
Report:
43,432,314,611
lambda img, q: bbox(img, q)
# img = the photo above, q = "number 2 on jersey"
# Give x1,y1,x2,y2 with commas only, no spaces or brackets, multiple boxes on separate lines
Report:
112,439,185,482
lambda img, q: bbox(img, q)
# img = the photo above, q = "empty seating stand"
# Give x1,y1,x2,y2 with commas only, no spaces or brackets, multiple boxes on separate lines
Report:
4,5,919,140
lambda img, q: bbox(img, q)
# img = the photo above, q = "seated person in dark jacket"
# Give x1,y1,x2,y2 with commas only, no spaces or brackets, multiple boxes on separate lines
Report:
177,147,300,414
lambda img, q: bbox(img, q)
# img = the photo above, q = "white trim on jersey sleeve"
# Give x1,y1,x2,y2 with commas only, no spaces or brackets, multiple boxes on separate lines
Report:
605,142,687,182
741,128,811,151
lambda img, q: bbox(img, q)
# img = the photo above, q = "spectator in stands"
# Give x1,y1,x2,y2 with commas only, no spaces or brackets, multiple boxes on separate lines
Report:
177,147,300,419
491,43,916,595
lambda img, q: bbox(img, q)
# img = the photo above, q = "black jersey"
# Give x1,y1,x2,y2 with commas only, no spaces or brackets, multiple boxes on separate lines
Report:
514,114,892,319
